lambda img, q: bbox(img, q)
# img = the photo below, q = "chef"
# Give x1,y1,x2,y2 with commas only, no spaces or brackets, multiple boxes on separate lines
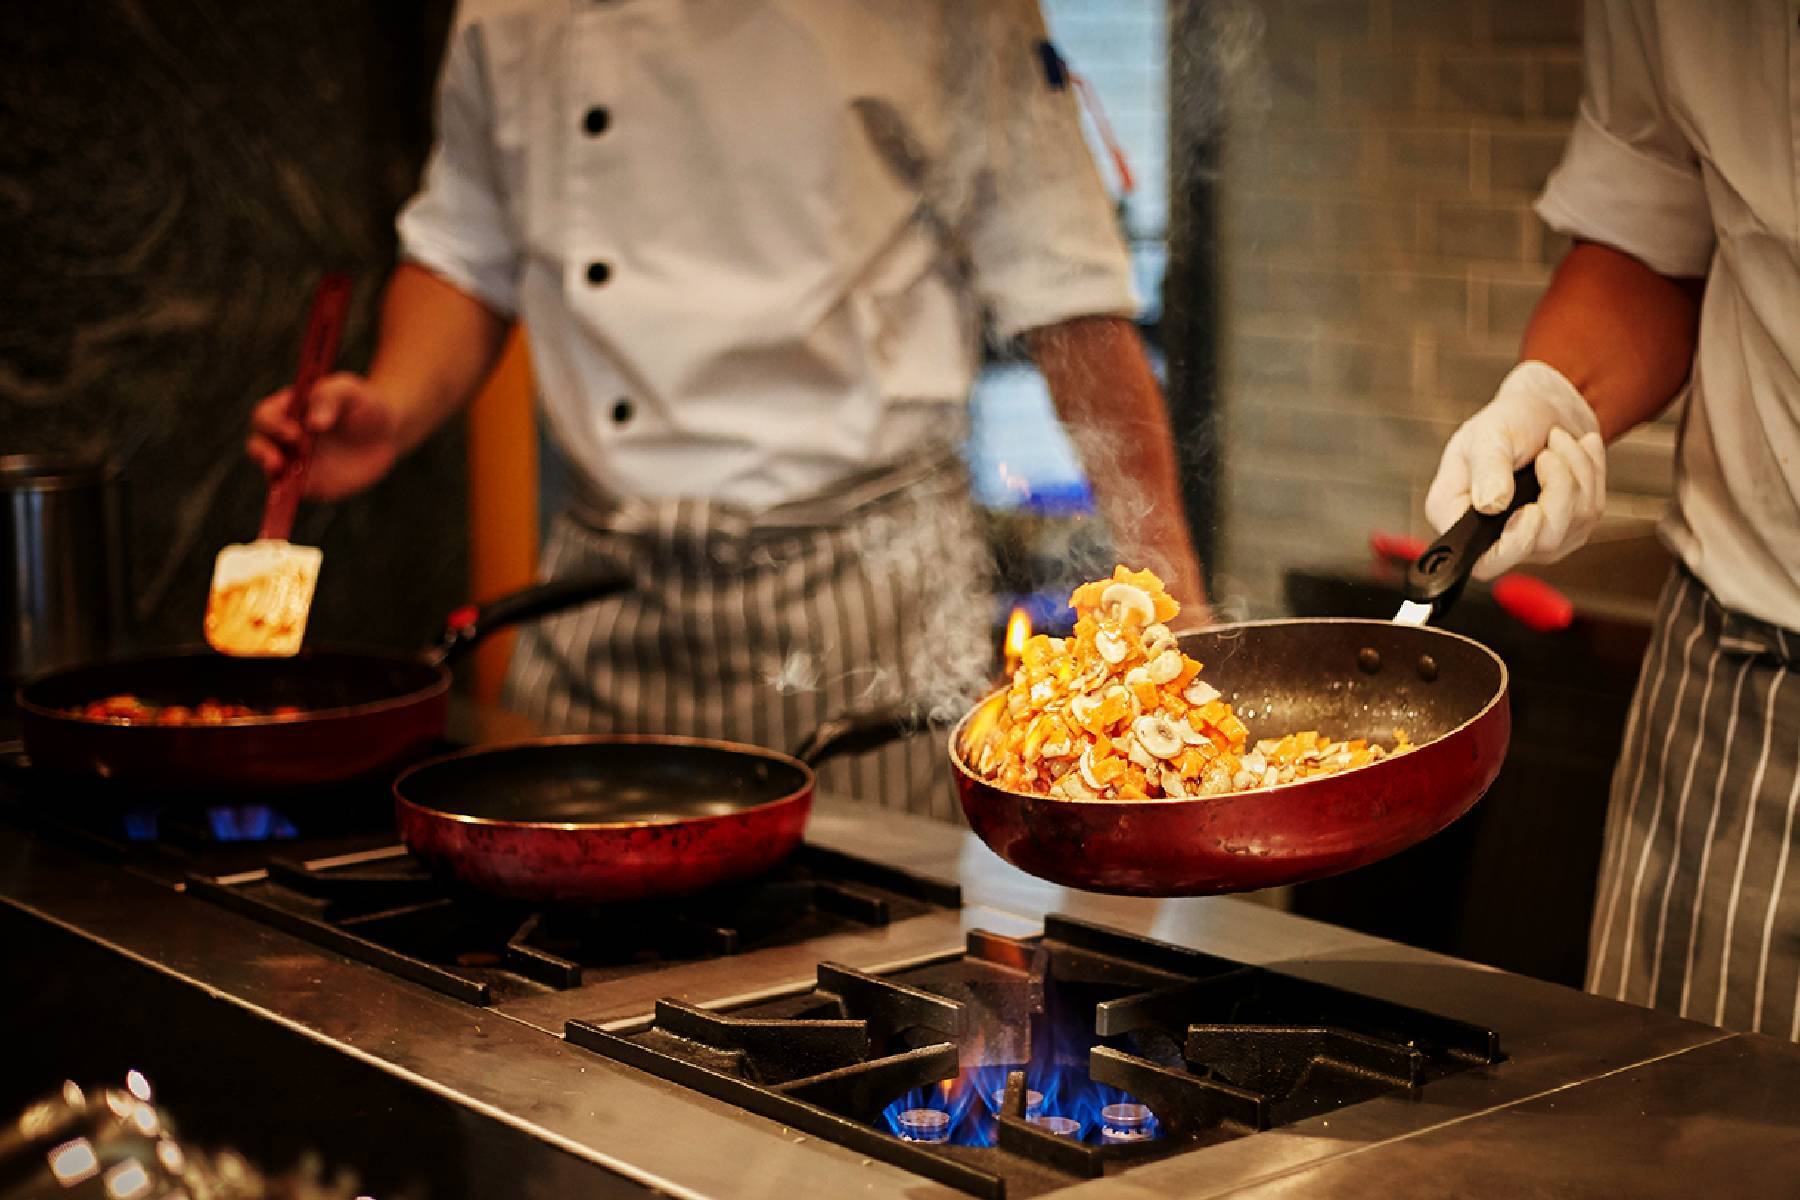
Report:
1424,1,1800,1036
246,0,1205,820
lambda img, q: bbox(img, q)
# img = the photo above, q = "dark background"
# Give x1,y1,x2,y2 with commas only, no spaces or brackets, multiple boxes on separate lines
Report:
0,1,465,654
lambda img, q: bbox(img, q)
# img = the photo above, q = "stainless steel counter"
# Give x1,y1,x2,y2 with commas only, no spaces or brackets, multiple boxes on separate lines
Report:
5,789,1798,1197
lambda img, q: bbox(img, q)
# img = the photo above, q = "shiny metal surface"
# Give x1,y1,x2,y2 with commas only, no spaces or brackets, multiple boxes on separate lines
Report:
1,456,120,682
5,783,1799,1197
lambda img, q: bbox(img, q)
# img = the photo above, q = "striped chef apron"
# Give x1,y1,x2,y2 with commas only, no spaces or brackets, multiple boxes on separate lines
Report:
1587,565,1800,1037
500,447,995,822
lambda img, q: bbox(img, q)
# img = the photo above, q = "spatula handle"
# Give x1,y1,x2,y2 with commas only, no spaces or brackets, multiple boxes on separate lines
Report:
259,272,353,541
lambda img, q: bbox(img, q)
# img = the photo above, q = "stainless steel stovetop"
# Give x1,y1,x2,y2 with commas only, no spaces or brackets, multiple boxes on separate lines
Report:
4,723,1799,1198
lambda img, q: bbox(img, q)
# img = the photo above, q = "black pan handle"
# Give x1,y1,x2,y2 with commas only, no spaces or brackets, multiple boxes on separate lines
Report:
1403,464,1542,618
790,707,922,767
431,573,631,665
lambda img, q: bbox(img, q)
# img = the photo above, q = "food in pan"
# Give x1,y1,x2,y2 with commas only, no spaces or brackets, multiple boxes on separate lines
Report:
962,567,1410,800
66,694,303,725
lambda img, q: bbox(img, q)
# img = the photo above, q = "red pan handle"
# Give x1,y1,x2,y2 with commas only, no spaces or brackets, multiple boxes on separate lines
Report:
259,272,353,541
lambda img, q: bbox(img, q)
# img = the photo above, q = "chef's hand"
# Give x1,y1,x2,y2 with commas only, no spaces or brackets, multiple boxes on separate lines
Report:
246,372,401,501
1424,360,1606,581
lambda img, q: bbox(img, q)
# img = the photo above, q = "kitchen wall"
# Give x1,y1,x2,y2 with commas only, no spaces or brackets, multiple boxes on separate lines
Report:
1212,0,1678,615
0,2,467,653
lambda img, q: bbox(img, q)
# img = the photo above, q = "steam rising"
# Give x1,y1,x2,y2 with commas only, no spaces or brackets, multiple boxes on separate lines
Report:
765,2,1276,721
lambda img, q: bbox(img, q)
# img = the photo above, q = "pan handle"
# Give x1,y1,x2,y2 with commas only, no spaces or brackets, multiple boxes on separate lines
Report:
431,573,631,665
1402,464,1542,620
790,708,921,768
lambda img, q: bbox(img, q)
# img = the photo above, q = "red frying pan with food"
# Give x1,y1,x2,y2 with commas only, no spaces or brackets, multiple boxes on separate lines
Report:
391,716,899,903
949,470,1537,897
14,576,627,791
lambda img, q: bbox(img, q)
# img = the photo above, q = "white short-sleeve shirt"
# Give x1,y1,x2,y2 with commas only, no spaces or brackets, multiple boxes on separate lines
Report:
398,0,1138,511
1536,0,1800,629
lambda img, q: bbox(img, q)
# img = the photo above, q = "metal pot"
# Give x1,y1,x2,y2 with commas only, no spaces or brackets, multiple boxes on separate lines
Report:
2,456,122,683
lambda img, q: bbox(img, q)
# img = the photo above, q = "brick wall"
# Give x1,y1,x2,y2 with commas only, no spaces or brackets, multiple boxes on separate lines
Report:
1213,0,1676,616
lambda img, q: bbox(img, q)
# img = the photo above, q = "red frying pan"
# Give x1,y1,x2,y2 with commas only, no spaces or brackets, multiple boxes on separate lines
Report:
949,469,1538,896
392,716,899,903
14,576,627,791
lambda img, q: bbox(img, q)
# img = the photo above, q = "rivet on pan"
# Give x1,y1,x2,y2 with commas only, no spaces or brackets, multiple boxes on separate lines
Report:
1417,654,1439,682
1357,647,1382,674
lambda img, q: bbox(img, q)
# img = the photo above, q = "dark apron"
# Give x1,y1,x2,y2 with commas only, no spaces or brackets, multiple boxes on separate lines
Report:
501,448,993,821
1588,565,1800,1037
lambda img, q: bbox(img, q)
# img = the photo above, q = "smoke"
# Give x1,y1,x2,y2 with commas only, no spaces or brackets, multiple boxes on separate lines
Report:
1171,0,1271,174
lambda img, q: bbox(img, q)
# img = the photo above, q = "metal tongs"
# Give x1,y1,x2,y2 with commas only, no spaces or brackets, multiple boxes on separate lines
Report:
1397,464,1542,626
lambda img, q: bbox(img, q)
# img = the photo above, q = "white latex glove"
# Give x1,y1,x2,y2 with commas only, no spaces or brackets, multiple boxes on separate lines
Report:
1424,360,1607,581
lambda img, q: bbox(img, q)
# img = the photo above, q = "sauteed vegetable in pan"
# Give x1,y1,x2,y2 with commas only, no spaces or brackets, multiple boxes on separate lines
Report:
962,567,1411,802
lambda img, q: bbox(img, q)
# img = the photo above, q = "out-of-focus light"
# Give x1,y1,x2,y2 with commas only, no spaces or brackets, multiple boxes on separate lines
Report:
104,1159,152,1198
49,1138,100,1185
125,1069,152,1102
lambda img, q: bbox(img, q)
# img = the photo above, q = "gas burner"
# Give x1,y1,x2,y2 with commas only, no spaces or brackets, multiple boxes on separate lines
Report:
569,915,1502,1199
187,844,961,1005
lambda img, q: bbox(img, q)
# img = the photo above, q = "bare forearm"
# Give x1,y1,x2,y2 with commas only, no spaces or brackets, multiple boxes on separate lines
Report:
1520,241,1704,441
367,263,512,453
1026,316,1208,613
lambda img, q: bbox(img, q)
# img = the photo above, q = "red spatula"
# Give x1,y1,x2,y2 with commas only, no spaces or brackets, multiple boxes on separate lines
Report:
204,272,353,656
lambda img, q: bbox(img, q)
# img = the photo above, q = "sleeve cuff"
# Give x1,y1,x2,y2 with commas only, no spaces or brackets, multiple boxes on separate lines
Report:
1534,104,1715,278
987,269,1140,342
395,215,521,321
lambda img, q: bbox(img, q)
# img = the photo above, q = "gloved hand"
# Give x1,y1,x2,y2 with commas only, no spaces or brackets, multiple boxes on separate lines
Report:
1424,360,1606,581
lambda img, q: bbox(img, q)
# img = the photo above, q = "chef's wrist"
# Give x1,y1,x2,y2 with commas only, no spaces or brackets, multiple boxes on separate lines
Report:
1499,360,1601,440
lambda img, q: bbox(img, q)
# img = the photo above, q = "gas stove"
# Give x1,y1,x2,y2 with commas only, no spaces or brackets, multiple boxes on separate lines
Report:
568,914,1499,1198
4,712,1800,1199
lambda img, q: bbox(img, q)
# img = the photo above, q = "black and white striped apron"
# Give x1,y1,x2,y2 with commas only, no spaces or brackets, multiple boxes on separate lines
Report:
499,449,994,821
1588,565,1800,1037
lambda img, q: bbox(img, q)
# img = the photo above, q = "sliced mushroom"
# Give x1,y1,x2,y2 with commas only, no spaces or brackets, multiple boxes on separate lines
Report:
1142,623,1177,657
1055,768,1099,800
1184,679,1221,706
1160,766,1191,798
1041,738,1074,759
1100,582,1157,626
1096,627,1131,665
1079,745,1105,791
1121,733,1157,769
1177,716,1208,745
1145,648,1183,685
1124,665,1153,690
1069,693,1102,726
1133,714,1184,761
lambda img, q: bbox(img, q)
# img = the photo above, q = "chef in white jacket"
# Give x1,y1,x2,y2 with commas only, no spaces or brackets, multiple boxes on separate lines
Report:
247,0,1205,819
1424,1,1800,1036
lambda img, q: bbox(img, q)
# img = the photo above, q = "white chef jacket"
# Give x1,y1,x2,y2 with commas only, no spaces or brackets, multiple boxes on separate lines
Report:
398,0,1138,511
1535,0,1800,630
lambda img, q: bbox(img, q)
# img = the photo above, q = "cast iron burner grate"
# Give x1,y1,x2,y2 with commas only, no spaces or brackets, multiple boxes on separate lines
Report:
568,914,1502,1199
186,843,959,1006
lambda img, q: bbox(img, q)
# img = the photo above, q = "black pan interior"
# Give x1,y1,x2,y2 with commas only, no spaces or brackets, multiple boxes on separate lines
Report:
19,650,442,715
400,742,810,825
1179,621,1503,747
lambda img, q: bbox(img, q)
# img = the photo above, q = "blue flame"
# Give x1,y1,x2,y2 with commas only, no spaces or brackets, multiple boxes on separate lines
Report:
878,1061,1158,1147
204,805,298,842
881,1072,994,1146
